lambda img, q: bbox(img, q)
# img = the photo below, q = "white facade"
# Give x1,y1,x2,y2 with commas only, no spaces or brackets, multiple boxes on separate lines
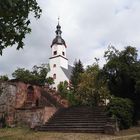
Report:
47,23,71,89
47,63,69,88
51,44,68,69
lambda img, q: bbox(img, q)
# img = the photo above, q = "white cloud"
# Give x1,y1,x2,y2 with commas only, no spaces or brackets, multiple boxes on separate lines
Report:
0,0,140,77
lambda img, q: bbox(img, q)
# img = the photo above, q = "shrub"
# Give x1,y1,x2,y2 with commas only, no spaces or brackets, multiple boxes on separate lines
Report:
0,75,9,81
66,91,81,106
57,81,81,106
106,97,134,129
57,81,68,98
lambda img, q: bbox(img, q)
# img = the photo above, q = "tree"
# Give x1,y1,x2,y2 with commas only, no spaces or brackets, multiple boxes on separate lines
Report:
12,68,34,82
70,60,84,92
0,0,42,55
76,64,110,106
106,97,134,129
12,63,50,85
32,64,50,85
103,46,140,120
46,77,54,86
57,81,79,106
57,81,69,98
0,75,9,81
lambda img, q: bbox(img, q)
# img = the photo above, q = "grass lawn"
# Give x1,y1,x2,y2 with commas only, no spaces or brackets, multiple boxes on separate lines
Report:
0,127,140,140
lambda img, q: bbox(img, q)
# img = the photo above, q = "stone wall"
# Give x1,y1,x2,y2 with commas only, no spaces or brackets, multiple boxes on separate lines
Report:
15,108,44,127
15,82,42,108
0,82,17,126
0,81,42,110
0,82,17,112
43,107,57,123
0,81,67,127
15,107,57,128
0,81,43,126
0,81,59,127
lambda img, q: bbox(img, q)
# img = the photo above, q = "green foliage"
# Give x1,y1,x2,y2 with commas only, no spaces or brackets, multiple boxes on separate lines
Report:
57,81,80,106
0,0,42,55
46,77,54,86
57,81,69,98
70,60,84,92
76,64,110,106
0,75,9,81
104,46,138,97
12,63,51,85
106,97,134,129
103,46,140,120
59,60,85,106
66,91,81,106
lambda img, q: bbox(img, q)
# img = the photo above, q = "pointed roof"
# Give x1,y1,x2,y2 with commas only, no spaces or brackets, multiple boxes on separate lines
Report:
51,20,67,48
61,65,73,79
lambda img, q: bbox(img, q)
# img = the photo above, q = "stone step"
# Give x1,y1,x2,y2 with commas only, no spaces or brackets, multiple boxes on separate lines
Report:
52,116,107,118
54,112,106,115
48,121,106,124
50,118,107,121
40,126,104,129
43,122,105,127
38,106,107,133
38,127,104,133
62,111,105,113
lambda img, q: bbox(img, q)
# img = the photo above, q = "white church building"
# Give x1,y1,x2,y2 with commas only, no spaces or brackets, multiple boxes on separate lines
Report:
47,22,73,89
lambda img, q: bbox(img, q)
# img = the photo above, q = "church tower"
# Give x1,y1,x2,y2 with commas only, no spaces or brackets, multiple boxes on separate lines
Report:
47,21,72,89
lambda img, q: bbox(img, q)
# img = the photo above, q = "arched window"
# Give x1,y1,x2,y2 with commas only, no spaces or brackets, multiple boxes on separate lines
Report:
53,51,57,55
53,74,56,79
53,64,56,68
62,51,65,56
35,99,39,107
27,86,34,101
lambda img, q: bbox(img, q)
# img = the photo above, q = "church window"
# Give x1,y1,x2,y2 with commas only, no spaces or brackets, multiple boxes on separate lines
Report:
53,74,56,79
54,51,57,55
53,64,56,68
62,51,65,56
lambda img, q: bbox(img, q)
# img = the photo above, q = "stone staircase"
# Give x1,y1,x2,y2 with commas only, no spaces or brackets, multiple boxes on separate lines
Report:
41,89,70,108
37,106,108,133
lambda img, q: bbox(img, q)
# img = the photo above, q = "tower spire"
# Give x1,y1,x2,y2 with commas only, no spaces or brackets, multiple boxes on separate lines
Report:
55,17,62,37
51,19,66,48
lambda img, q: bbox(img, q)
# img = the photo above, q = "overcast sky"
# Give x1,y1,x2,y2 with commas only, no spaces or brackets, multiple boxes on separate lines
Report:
1,0,140,77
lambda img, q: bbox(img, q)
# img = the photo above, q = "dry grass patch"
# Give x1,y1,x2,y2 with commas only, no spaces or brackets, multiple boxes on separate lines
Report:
0,127,140,140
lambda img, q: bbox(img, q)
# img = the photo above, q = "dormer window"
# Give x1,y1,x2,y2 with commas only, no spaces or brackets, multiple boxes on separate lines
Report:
54,51,57,55
62,51,65,56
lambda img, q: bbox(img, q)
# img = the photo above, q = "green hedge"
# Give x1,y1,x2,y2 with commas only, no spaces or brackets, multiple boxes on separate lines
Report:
106,97,134,129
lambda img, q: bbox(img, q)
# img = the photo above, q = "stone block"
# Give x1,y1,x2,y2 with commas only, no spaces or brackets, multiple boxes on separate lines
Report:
104,124,116,134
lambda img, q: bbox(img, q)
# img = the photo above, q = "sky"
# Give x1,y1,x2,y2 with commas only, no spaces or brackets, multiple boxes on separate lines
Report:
1,0,140,77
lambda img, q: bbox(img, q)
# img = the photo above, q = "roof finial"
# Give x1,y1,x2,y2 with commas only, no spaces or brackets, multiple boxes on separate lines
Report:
58,17,60,25
56,17,62,36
